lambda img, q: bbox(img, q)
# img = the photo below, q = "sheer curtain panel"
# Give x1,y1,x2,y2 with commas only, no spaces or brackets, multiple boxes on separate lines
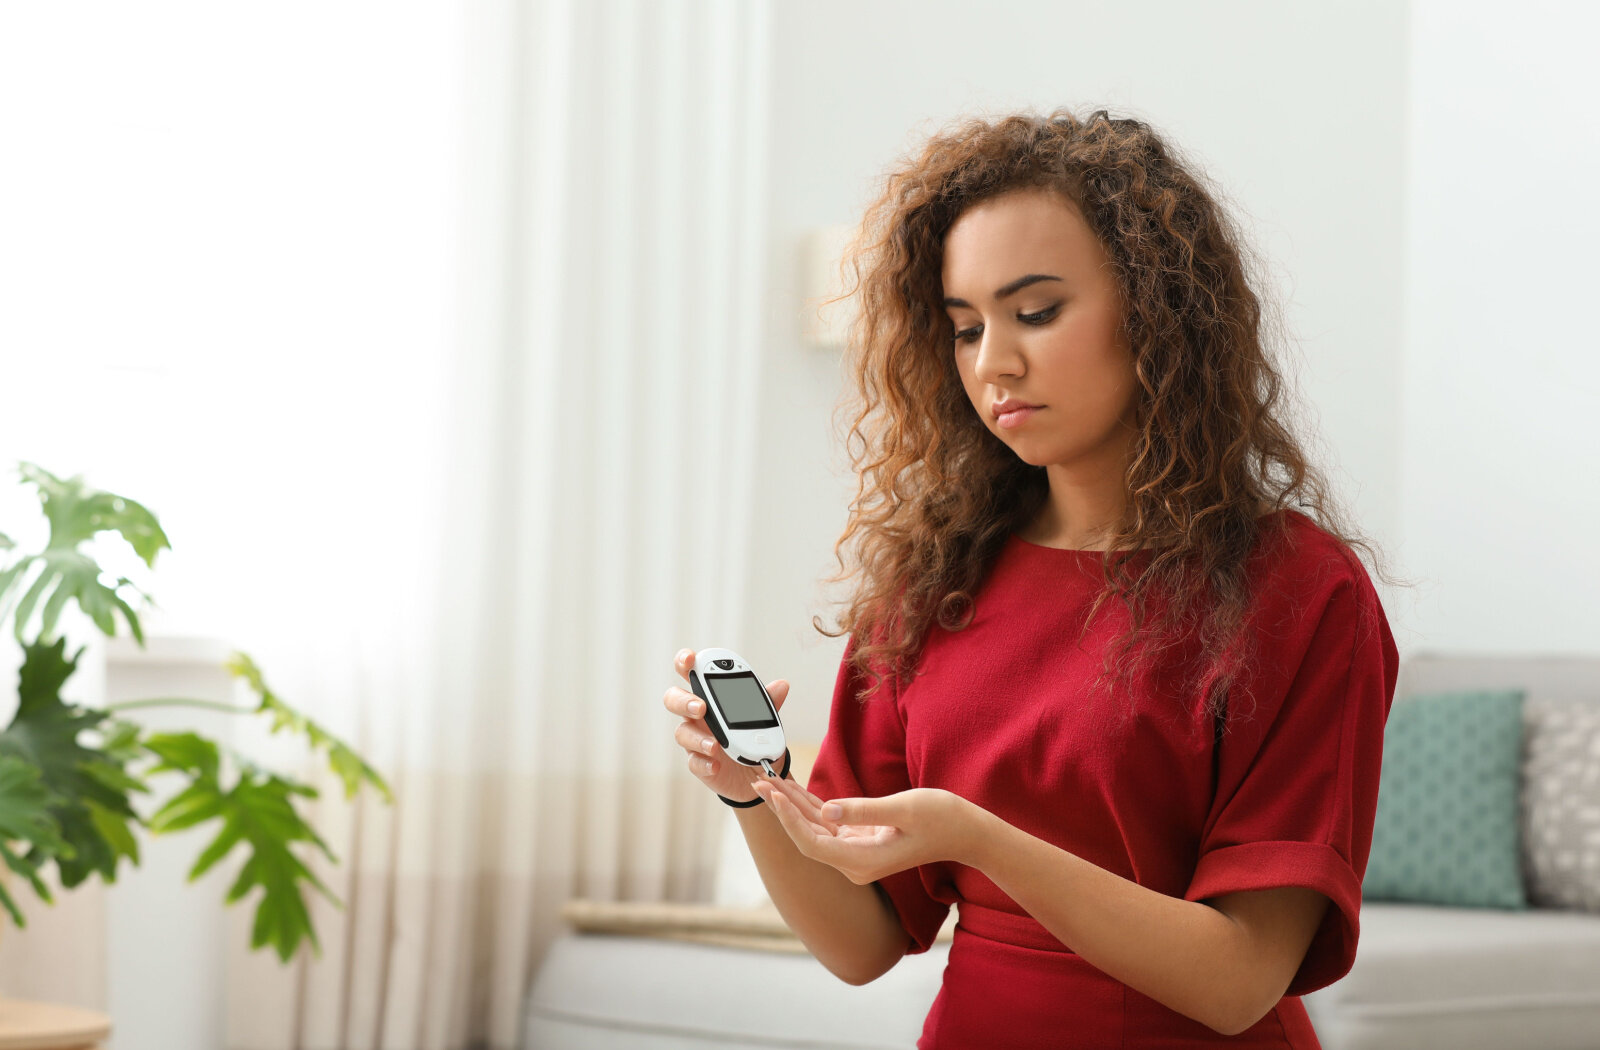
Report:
226,2,770,1047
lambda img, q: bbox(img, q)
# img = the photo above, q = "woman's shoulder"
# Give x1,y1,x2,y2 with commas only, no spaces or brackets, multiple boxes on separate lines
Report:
1252,506,1379,608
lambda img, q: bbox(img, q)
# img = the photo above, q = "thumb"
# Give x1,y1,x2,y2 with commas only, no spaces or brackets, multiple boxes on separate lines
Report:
820,797,876,822
767,679,789,709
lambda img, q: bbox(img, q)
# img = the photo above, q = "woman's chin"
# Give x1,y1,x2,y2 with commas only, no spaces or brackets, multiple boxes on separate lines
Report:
1000,439,1056,468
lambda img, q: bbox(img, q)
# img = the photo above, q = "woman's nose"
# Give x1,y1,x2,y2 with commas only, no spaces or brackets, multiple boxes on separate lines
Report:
972,329,1023,382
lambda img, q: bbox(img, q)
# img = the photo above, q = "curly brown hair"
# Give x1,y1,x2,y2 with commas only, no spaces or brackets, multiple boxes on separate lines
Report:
811,107,1412,731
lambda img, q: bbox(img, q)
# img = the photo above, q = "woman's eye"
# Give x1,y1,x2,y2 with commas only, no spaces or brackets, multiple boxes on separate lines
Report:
953,305,1056,347
952,305,1058,346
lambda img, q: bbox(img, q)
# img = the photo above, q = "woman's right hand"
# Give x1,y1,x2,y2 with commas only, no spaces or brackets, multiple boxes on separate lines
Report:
664,648,790,805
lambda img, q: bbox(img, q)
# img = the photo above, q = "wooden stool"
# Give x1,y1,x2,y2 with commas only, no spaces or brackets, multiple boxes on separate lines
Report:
0,999,110,1050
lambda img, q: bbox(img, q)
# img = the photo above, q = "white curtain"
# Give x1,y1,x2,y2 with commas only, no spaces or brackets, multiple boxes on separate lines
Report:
228,3,771,1047
0,1,772,1047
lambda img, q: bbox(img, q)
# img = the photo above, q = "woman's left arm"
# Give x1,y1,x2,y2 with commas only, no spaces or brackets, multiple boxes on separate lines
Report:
958,798,1330,1036
754,777,1328,1036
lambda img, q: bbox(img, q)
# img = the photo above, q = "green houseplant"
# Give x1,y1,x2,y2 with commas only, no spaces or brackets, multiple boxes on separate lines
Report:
0,461,392,962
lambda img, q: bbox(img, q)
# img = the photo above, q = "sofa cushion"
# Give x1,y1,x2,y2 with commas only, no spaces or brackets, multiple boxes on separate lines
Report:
1300,901,1600,1050
524,930,949,1049
1362,689,1529,908
1522,695,1600,912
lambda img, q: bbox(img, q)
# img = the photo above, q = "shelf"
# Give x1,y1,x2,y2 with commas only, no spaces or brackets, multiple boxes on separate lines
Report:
0,998,110,1050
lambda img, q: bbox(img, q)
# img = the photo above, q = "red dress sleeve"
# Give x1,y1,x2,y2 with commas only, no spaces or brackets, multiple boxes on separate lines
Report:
1182,551,1400,997
804,635,952,955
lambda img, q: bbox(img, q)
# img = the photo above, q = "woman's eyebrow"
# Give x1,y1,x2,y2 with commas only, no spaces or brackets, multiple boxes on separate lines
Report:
942,273,1062,309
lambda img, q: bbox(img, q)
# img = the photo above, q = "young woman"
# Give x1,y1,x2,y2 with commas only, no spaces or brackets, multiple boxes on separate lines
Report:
665,108,1404,1048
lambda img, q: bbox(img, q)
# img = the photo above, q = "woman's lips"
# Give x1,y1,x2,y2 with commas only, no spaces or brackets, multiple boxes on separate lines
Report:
997,406,1043,430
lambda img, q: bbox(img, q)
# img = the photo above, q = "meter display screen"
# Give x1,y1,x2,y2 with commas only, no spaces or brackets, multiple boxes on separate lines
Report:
706,672,777,728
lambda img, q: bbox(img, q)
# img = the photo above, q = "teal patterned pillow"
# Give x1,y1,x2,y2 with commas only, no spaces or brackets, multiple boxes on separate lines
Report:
1362,689,1529,909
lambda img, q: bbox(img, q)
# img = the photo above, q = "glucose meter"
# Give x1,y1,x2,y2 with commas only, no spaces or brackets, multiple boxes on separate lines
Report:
687,648,787,778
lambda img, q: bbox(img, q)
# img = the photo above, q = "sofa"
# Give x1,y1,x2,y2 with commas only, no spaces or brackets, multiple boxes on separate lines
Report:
1298,651,1600,1049
524,651,1600,1049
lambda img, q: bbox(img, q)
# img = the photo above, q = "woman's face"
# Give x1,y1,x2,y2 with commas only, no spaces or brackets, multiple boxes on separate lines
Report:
941,187,1140,473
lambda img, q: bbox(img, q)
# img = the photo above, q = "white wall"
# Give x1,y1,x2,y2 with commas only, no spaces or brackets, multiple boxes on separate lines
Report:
1399,1,1600,652
746,0,1413,748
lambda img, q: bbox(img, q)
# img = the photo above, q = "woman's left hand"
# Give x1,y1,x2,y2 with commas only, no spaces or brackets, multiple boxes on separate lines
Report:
753,774,982,885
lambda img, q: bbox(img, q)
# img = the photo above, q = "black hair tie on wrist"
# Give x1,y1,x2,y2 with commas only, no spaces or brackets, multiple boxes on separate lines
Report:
717,748,793,807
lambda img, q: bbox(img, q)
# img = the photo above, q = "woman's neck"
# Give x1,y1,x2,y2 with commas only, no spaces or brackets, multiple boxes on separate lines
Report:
1017,499,1274,552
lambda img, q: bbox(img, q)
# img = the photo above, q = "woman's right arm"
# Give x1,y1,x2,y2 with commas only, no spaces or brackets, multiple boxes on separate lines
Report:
664,650,909,985
731,778,910,985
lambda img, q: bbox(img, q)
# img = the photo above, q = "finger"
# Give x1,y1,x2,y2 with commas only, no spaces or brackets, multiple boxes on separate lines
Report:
757,780,833,843
768,775,828,827
772,774,837,819
786,777,830,811
674,722,719,757
662,685,707,722
815,797,884,826
675,648,695,679
766,775,840,833
756,781,818,843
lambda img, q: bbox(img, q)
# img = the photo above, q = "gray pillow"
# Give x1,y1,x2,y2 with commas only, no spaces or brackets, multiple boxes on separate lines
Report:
1520,695,1600,912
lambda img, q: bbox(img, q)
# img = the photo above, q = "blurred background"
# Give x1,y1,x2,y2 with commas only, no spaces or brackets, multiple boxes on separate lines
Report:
0,1,1595,1048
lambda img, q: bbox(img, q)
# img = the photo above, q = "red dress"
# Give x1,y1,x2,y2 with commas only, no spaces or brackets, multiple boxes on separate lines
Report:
805,509,1400,1048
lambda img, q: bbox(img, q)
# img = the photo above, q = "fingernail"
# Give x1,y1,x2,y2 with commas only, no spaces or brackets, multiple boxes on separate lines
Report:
690,701,703,714
822,803,842,820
